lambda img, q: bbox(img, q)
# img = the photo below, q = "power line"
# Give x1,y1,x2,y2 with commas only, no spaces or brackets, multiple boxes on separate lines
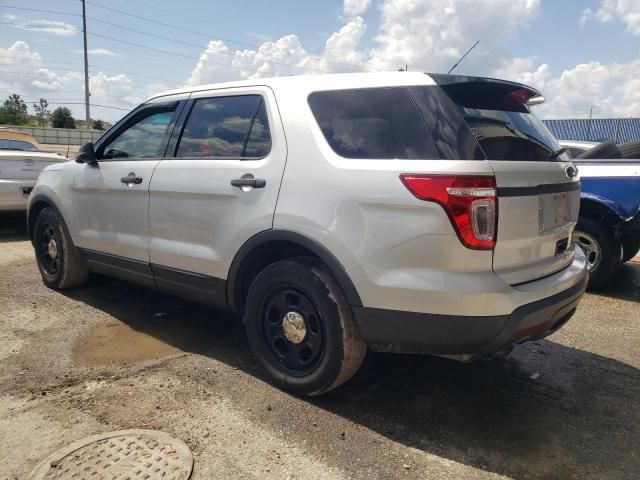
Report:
0,55,181,84
84,0,271,51
0,4,81,17
86,16,322,74
0,90,84,102
82,0,368,72
0,4,367,75
0,90,130,110
0,54,80,66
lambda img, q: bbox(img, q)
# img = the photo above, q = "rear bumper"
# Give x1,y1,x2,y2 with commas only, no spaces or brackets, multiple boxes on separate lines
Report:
353,267,588,356
0,179,35,211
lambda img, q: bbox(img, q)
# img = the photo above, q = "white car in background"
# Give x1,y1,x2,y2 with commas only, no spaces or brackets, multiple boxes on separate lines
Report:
0,129,68,212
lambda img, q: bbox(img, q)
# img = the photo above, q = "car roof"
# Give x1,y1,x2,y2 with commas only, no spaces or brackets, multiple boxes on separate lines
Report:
147,71,438,101
147,71,541,105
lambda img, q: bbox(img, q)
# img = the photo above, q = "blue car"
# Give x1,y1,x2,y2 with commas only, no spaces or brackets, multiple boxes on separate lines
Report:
568,146,640,288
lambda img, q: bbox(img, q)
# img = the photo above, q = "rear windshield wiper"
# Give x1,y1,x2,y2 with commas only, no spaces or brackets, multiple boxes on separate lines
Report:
548,147,567,160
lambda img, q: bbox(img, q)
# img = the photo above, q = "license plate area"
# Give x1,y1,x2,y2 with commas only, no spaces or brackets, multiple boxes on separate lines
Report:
538,192,572,233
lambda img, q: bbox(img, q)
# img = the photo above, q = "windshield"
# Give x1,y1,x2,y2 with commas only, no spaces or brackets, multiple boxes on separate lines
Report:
0,139,38,151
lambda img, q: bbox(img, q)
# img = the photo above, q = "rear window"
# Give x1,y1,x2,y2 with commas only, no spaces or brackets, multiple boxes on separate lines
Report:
308,88,438,160
0,139,38,151
439,82,568,162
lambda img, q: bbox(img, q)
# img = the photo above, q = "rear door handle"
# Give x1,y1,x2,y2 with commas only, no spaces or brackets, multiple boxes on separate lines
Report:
231,178,266,188
121,173,143,185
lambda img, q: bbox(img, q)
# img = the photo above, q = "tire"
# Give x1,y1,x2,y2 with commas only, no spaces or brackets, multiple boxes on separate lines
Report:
33,207,89,289
577,140,621,160
243,257,366,396
618,141,640,159
573,217,622,289
621,237,640,263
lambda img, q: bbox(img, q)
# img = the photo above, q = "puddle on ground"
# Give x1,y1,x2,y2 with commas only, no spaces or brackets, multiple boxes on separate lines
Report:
73,318,200,366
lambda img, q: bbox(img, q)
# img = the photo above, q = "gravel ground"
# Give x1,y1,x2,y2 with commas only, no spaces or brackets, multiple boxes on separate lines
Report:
0,213,638,479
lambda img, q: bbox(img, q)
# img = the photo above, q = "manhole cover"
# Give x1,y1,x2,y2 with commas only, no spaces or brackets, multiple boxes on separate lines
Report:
29,429,193,480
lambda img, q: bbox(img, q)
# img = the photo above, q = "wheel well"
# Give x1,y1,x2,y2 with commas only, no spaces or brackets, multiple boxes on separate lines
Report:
579,198,624,231
229,240,318,314
227,232,362,315
27,199,52,242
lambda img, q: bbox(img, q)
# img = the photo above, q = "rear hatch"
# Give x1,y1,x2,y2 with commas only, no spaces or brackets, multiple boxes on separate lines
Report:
0,151,67,181
433,75,580,285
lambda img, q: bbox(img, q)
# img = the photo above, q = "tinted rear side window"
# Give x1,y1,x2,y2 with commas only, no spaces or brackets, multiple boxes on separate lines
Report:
176,95,270,158
308,88,438,160
244,100,271,157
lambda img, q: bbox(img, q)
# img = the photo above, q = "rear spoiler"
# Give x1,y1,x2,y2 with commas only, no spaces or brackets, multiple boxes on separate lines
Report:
427,73,545,110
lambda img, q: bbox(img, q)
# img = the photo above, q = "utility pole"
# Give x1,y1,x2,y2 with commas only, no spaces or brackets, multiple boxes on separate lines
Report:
81,0,91,128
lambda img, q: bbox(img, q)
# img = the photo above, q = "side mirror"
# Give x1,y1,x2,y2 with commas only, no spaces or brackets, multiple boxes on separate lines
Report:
75,142,97,164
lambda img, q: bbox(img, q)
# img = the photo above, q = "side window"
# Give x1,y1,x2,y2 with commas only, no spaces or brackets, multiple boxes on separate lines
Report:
176,95,271,159
101,109,175,160
244,100,271,157
307,88,439,160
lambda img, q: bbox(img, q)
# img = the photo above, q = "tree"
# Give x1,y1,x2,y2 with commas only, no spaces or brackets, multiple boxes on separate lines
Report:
51,107,76,129
0,94,28,125
91,119,105,130
33,98,50,127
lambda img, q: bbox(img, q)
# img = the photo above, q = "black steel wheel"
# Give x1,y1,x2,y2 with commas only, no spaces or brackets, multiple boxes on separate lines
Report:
33,207,89,289
244,257,366,396
37,221,60,276
261,288,325,376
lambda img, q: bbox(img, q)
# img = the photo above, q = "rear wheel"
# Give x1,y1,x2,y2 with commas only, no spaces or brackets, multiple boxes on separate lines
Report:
33,207,89,289
621,237,640,263
244,257,366,396
573,217,621,289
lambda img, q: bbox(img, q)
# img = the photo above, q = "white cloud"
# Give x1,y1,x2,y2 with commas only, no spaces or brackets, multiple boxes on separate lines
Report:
0,40,41,66
343,0,372,17
77,48,118,57
187,16,367,85
496,56,640,119
581,0,640,35
4,13,17,21
0,41,169,122
366,0,540,73
494,56,551,90
13,19,77,37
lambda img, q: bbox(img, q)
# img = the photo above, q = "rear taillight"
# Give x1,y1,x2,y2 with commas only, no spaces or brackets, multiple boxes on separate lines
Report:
399,174,497,250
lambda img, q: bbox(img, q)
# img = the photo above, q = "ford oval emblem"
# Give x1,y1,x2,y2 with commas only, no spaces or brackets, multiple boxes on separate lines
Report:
565,164,578,179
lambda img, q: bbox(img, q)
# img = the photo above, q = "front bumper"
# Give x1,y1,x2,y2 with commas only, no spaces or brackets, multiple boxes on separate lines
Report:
0,179,35,212
353,269,588,356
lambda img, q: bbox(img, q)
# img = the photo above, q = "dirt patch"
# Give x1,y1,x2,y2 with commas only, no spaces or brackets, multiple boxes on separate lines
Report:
73,319,193,366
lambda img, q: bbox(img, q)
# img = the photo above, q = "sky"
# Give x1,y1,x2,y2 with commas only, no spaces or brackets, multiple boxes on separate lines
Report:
0,0,639,123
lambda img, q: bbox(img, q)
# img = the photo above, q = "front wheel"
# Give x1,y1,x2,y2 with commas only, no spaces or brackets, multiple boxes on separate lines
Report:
573,218,621,289
33,207,89,289
244,258,366,396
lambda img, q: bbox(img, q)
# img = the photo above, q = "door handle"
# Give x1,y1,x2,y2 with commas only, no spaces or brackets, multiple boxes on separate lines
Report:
120,173,143,185
231,178,266,188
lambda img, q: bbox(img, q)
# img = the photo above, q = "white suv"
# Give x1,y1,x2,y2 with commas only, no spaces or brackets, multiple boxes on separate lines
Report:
28,72,588,395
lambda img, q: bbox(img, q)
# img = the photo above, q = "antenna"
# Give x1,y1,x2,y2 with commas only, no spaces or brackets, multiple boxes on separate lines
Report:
448,40,479,74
